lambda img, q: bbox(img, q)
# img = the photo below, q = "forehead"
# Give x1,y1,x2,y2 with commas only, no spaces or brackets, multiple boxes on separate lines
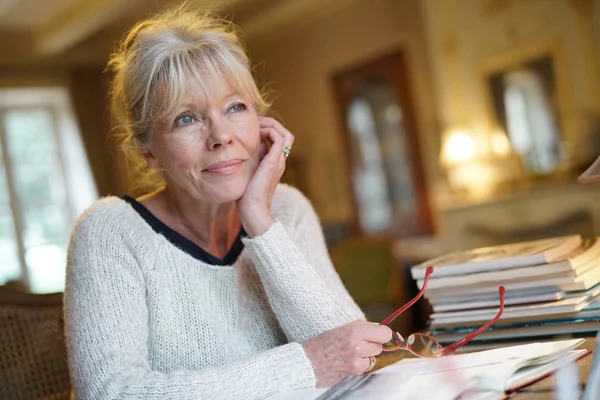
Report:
156,68,248,115
183,72,238,104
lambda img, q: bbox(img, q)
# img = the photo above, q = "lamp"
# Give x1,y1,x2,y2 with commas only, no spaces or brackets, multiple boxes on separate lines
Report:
440,126,519,202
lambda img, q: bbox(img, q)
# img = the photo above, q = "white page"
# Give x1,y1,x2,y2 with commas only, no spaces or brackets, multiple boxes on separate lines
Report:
376,342,540,375
267,339,585,400
313,368,424,400
265,388,327,400
510,349,586,390
265,367,424,400
377,339,584,393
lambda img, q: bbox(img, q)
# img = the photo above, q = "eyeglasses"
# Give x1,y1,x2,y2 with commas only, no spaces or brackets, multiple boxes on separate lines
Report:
380,265,505,358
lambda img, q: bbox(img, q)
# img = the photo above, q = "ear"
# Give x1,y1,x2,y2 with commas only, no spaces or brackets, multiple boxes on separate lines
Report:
142,149,164,172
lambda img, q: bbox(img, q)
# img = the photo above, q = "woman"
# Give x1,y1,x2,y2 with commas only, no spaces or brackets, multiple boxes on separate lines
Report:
64,7,392,400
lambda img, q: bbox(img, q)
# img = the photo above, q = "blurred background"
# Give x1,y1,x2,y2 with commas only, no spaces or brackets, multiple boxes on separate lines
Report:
0,0,599,332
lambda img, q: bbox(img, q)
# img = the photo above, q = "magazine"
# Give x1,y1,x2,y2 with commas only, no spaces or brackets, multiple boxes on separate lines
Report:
265,339,589,400
411,236,581,279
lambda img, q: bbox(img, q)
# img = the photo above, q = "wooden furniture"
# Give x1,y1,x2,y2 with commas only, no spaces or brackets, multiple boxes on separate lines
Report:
331,49,434,238
0,286,71,400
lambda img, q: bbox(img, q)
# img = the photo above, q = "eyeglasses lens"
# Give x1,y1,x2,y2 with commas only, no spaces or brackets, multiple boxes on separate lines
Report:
407,333,443,357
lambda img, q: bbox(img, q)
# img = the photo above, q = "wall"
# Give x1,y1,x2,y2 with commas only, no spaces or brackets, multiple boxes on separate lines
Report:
247,0,438,224
595,0,600,74
420,0,600,163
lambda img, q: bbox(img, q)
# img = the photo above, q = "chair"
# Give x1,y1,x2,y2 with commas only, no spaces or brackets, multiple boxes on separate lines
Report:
0,286,71,400
330,236,413,336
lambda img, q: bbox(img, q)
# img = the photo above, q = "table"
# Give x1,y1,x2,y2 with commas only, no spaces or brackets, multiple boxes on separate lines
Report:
373,336,596,399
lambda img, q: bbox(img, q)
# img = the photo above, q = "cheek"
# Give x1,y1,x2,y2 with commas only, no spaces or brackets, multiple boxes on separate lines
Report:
159,138,203,169
235,119,261,155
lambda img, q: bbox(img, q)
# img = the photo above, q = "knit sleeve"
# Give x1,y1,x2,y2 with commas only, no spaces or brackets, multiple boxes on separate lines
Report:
64,205,315,400
242,189,365,343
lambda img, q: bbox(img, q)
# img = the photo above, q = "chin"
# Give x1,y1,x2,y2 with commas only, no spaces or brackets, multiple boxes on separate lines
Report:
208,177,250,204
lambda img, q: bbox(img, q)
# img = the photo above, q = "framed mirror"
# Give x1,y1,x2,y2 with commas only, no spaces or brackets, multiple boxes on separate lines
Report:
480,43,571,177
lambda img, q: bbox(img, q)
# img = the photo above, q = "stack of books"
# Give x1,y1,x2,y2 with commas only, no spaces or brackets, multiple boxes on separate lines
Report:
411,234,600,346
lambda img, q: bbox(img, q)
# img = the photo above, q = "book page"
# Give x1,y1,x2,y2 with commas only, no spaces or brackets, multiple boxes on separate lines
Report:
376,342,539,375
265,388,327,400
267,340,585,400
316,369,490,400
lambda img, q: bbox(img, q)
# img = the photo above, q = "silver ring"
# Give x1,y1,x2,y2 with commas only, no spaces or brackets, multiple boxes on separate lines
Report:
364,356,376,373
283,145,291,158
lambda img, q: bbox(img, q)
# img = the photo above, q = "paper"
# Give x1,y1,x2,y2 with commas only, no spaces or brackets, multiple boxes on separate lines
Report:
314,368,423,399
267,339,585,400
265,388,327,400
376,342,539,375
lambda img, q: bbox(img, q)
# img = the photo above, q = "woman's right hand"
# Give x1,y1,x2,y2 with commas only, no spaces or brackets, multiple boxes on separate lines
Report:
302,321,393,388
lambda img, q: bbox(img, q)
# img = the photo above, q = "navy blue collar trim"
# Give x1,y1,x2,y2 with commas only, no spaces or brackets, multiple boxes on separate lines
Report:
122,195,245,266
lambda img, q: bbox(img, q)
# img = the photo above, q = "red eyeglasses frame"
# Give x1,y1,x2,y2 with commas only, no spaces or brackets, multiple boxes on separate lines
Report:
380,265,506,357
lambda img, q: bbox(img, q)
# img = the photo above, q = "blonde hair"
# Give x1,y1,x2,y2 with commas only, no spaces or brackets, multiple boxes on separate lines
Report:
108,6,270,193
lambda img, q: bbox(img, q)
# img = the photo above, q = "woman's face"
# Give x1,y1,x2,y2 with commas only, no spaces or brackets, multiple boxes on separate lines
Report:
146,75,260,204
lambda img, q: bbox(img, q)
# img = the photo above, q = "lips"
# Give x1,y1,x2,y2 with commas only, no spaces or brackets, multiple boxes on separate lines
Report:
202,159,243,175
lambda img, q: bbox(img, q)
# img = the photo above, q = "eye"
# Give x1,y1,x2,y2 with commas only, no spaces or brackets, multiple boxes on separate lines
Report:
229,102,247,114
174,113,198,128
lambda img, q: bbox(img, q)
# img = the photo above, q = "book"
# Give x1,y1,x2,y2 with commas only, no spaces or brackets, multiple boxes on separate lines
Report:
417,237,600,291
430,295,600,342
432,290,565,312
430,305,600,331
411,235,582,279
433,317,600,343
423,264,600,299
578,154,600,184
265,339,590,400
426,287,563,305
429,294,592,326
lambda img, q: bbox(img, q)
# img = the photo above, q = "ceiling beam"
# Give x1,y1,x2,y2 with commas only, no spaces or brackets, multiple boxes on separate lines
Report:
239,0,360,41
34,0,143,56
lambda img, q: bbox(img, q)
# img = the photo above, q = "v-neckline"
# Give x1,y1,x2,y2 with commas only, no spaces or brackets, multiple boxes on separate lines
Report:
122,195,246,266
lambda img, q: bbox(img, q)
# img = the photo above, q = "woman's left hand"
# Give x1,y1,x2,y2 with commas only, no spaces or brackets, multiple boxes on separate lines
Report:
237,117,294,237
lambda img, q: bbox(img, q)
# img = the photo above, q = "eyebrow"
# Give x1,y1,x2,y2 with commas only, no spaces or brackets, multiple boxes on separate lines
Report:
177,93,244,109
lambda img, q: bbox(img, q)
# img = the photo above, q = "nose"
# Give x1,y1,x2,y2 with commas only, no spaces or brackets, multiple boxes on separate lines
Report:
206,118,234,150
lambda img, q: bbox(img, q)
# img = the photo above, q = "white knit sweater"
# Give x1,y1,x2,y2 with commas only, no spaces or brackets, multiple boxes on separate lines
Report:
64,184,364,400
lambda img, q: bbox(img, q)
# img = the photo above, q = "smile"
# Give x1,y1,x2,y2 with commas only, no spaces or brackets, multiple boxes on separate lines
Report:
202,159,243,175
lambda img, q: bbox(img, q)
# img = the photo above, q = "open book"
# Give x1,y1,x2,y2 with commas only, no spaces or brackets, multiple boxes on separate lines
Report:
265,339,590,400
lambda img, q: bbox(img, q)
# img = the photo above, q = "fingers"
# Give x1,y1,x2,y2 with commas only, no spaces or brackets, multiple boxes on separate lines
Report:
353,357,374,375
359,323,394,344
351,341,383,358
259,116,295,149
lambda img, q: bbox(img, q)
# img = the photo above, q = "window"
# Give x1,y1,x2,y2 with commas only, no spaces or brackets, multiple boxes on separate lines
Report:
0,88,97,293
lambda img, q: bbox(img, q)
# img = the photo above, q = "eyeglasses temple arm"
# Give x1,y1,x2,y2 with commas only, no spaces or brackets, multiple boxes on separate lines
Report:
442,286,506,355
381,266,434,326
